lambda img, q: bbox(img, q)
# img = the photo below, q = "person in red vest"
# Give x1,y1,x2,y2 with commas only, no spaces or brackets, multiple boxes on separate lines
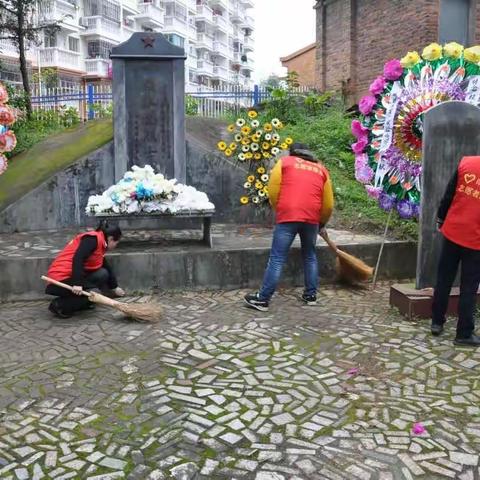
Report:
244,143,334,311
45,221,124,318
432,156,480,346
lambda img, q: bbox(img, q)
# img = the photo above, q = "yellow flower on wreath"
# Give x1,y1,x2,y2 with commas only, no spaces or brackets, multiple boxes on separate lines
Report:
285,137,293,145
422,42,442,61
264,123,273,132
443,42,463,59
263,186,269,194
241,138,251,145
263,152,271,158
280,142,288,150
224,148,232,157
277,122,284,129
240,196,249,204
255,181,264,190
254,153,262,160
262,142,271,150
257,166,266,174
400,51,420,68
245,152,253,159
464,46,480,63
229,143,237,150
247,175,255,183
248,110,258,119
251,134,261,142
227,124,235,132
241,126,251,135
217,141,227,151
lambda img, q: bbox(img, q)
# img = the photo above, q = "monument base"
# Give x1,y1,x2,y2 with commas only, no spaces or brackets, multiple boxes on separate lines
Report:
390,283,480,320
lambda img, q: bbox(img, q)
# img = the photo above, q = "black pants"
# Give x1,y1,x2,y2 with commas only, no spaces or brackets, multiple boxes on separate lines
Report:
45,268,114,315
432,237,480,338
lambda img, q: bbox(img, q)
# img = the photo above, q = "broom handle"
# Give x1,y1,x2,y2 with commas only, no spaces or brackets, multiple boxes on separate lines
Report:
372,210,393,289
41,275,92,298
319,228,339,254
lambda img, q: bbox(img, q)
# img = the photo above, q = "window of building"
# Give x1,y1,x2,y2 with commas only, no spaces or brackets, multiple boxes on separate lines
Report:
84,0,120,23
44,30,57,48
165,1,187,21
165,33,185,48
68,37,80,52
439,0,471,45
87,40,115,58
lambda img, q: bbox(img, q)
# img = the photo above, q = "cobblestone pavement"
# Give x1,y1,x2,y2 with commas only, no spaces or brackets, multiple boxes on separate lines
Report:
1,284,480,480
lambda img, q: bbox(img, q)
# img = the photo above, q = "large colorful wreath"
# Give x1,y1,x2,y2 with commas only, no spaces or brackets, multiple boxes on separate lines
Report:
0,82,17,175
353,42,480,219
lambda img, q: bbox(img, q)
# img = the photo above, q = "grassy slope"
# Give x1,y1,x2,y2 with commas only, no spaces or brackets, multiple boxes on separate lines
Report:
0,119,113,210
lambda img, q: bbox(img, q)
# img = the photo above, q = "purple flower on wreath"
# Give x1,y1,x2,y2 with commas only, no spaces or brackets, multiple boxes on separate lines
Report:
352,137,368,154
355,165,374,184
397,199,416,219
355,153,368,168
379,192,396,211
359,94,377,115
351,120,369,139
365,185,382,199
369,76,386,95
412,203,420,218
383,59,403,81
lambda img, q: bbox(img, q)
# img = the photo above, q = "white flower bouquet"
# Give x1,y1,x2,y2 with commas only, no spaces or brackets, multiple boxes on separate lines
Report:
86,165,215,215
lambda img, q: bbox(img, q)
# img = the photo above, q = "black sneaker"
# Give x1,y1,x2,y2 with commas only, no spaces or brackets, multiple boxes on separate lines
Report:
431,323,444,336
48,300,72,319
244,293,269,312
454,334,480,347
302,294,317,306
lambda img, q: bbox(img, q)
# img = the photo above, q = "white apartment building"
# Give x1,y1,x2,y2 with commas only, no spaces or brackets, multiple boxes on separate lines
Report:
0,0,254,91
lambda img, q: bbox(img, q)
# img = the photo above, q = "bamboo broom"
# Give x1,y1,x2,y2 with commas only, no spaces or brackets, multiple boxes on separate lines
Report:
319,230,374,284
41,276,162,323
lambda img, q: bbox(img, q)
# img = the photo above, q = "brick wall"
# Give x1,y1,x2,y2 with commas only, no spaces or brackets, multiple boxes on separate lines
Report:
315,0,443,103
281,46,316,87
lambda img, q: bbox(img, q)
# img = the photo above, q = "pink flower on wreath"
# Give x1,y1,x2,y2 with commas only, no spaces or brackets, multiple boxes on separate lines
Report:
356,165,374,184
352,137,368,154
369,76,386,95
0,130,16,153
0,84,9,105
355,153,369,168
351,120,369,139
358,94,377,115
0,105,15,126
383,59,403,81
365,185,382,199
0,153,7,175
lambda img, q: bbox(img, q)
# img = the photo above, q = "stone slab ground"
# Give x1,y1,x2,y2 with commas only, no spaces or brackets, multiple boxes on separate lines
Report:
0,284,479,479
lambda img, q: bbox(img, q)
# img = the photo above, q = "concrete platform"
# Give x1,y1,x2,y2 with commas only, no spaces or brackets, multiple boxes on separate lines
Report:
0,224,416,301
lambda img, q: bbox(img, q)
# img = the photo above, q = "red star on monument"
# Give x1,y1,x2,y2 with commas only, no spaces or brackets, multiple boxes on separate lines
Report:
142,36,155,48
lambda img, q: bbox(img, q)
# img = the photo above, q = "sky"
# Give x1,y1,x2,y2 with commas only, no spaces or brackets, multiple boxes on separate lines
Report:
251,0,316,83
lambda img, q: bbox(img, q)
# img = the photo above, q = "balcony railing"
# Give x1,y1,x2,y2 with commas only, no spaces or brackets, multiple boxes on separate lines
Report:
240,15,254,29
243,35,254,51
136,2,165,27
197,59,214,75
213,65,228,79
196,33,214,50
196,4,214,23
213,40,228,56
39,1,79,31
80,16,122,41
164,15,187,32
39,47,82,70
213,14,227,31
85,58,110,76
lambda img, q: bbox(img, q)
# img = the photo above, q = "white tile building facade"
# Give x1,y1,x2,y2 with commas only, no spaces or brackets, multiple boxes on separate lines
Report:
0,0,254,91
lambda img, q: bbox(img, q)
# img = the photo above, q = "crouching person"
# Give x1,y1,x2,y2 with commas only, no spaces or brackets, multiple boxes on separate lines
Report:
46,221,124,318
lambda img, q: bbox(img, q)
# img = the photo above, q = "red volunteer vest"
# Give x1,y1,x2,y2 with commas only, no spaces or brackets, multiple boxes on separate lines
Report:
276,156,328,224
47,231,107,281
442,156,480,250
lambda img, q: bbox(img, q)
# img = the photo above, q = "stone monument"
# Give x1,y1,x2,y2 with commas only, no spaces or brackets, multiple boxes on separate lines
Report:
417,101,480,289
390,101,480,318
111,33,186,182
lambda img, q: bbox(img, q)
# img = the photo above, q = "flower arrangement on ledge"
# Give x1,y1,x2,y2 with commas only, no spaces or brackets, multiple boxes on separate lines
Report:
353,42,480,219
0,82,17,175
217,110,292,207
86,165,215,215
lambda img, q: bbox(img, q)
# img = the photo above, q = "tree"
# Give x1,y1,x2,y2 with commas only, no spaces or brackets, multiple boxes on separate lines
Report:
0,0,62,117
260,74,283,89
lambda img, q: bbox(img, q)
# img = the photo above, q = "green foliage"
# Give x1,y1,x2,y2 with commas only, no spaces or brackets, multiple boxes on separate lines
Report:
185,95,199,116
9,107,80,158
5,84,29,112
32,68,59,88
90,102,113,119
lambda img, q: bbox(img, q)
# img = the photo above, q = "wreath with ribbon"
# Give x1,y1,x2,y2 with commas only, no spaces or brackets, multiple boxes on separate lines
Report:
352,42,480,219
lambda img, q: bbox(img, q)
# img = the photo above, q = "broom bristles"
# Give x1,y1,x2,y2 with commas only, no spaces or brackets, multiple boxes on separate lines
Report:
116,303,163,323
336,249,374,283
